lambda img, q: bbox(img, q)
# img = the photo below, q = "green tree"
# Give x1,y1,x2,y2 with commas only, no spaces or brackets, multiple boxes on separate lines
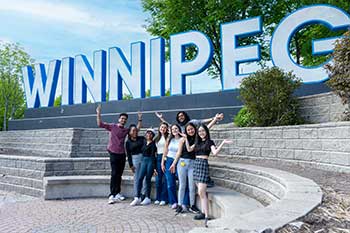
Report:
265,0,349,66
325,30,350,120
142,0,350,84
54,95,61,107
239,67,302,126
0,43,34,131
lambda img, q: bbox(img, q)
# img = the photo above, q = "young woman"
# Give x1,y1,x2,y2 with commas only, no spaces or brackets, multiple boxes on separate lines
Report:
130,129,158,206
170,114,222,214
185,124,231,227
161,124,182,209
125,124,146,200
154,122,169,205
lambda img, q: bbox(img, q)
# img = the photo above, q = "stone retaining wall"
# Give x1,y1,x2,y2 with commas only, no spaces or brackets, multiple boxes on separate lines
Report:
212,122,350,173
299,92,345,123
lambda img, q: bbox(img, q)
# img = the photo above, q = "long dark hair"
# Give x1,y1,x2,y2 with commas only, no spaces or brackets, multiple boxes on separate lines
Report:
195,124,211,151
154,122,169,143
185,122,197,145
176,111,190,126
127,124,138,140
168,124,182,143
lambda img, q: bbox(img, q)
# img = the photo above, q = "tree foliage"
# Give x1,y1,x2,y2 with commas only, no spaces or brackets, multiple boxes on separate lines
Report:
0,42,34,130
325,30,350,120
142,0,350,86
239,67,303,126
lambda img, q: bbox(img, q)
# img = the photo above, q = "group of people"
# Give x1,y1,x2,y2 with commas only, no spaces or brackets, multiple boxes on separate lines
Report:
96,105,231,227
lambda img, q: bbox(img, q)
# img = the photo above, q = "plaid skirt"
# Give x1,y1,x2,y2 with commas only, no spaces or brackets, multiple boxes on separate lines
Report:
193,158,210,184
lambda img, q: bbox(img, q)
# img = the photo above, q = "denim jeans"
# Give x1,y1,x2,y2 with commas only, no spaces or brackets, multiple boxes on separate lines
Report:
136,156,155,198
156,154,168,202
177,158,195,206
132,154,147,197
165,157,177,204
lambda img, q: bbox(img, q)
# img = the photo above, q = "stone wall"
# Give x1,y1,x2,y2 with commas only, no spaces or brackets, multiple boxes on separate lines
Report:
212,122,350,173
299,92,346,123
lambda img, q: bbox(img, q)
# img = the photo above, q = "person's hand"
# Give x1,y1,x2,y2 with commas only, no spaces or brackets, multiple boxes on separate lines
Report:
131,166,136,173
178,132,187,138
155,112,163,119
161,162,165,173
153,169,158,176
138,111,142,120
169,163,176,174
96,104,101,115
216,113,224,121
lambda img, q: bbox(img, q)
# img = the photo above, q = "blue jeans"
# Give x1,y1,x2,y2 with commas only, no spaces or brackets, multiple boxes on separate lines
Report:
136,156,155,198
165,157,177,204
177,158,195,206
132,154,147,197
156,154,168,202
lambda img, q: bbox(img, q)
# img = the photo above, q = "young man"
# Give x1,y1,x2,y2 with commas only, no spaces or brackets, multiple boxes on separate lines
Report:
96,104,142,204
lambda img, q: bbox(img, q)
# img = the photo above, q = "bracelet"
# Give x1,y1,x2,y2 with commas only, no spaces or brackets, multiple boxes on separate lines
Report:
138,119,142,121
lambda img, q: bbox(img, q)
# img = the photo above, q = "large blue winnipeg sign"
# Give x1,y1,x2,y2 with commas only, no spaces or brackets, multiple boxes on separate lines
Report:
22,5,350,108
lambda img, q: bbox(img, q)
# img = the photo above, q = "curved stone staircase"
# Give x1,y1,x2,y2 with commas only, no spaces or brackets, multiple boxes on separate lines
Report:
0,126,327,232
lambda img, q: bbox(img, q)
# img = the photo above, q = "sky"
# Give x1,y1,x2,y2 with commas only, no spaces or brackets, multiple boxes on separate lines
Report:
0,0,224,96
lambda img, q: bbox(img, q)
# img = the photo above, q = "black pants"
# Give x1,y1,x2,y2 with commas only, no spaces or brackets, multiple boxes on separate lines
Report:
109,152,126,196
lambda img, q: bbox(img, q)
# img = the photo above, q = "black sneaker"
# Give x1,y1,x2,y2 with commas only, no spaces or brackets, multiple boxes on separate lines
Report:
189,205,200,214
194,213,205,220
175,205,182,213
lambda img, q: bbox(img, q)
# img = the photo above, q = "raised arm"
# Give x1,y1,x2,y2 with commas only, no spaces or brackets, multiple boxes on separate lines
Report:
96,104,102,126
155,112,170,125
137,111,142,130
179,132,195,152
207,113,223,129
211,139,232,156
200,113,224,124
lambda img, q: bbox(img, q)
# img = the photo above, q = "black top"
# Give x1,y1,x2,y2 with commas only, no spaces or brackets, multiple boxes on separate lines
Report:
194,139,215,156
142,141,157,157
126,136,145,168
181,137,195,160
142,141,157,168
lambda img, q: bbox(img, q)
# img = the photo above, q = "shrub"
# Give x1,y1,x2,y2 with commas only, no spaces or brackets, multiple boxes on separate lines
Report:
234,107,255,127
325,30,350,121
239,67,302,127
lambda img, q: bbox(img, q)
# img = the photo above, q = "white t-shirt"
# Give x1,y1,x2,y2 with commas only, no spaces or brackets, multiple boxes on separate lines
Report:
167,138,181,159
156,135,166,154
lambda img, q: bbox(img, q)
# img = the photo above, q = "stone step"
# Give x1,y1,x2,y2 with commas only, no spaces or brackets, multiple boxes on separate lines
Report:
0,174,43,190
0,166,44,179
0,181,43,197
0,147,71,158
0,136,74,144
0,142,72,152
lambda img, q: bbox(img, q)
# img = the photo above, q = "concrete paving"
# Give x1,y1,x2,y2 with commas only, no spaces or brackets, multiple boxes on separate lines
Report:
0,189,262,233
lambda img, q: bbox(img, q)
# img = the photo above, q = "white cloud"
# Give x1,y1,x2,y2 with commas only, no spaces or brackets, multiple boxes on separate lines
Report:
0,0,146,33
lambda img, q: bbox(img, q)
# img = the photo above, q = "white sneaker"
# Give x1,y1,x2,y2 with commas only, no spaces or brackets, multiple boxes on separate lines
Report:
130,197,141,206
159,201,166,206
154,200,160,205
140,197,151,205
115,193,125,201
108,195,115,204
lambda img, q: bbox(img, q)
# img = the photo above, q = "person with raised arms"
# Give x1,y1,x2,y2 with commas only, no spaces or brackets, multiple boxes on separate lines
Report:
170,114,223,214
96,104,142,204
184,124,232,227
